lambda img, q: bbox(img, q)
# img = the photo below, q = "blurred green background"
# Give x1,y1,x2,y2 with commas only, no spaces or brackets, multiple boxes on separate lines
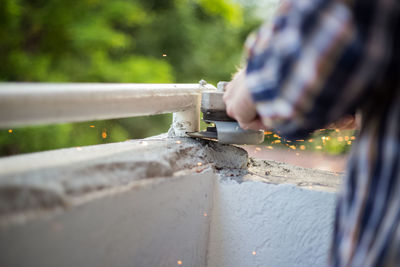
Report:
0,0,353,156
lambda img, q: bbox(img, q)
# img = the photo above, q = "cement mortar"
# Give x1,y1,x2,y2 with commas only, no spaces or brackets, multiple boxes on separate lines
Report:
0,137,247,217
246,158,342,193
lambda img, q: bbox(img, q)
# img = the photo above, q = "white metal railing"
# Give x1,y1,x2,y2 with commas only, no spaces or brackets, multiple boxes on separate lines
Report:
0,82,217,136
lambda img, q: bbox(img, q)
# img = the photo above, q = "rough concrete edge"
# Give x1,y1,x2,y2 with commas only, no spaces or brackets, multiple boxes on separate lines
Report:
0,167,217,228
0,136,248,224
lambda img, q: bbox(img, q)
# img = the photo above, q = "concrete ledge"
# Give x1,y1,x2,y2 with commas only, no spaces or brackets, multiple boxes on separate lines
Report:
0,137,342,267
0,137,247,217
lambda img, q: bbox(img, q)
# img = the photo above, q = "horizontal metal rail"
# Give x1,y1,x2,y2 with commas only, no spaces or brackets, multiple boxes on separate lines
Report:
0,83,216,135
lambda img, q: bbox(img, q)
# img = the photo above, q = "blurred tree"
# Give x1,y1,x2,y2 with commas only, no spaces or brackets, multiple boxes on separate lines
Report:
0,0,261,156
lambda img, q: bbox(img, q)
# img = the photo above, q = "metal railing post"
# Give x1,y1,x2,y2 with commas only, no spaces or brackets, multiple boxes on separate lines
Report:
0,83,216,136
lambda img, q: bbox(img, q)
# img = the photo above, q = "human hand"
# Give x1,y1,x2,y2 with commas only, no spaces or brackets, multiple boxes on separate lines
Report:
223,68,268,131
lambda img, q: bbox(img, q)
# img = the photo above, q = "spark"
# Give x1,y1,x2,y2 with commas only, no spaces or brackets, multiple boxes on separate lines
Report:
274,140,281,144
264,131,273,135
197,162,203,166
8,129,12,133
296,139,304,142
335,129,340,132
337,137,344,142
252,251,257,255
102,130,107,139
203,213,208,217
266,146,274,150
300,145,306,150
351,136,356,140
347,141,352,145
176,140,182,144
273,134,280,138
177,260,182,265
326,136,331,141
255,147,261,151
289,145,296,150
344,136,350,141
316,146,322,150
89,125,95,128
308,139,314,143
162,54,167,57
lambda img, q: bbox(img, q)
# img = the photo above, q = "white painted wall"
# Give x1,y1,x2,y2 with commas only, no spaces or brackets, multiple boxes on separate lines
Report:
207,179,336,267
0,171,215,267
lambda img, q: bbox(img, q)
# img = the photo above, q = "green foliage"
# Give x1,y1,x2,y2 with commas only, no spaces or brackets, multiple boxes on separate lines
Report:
0,0,261,156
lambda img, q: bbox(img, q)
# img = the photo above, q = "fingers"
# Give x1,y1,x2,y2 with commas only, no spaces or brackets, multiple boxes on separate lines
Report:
223,67,268,131
239,118,269,131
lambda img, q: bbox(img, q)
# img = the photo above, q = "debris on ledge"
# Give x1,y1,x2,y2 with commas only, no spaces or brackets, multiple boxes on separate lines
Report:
244,158,342,193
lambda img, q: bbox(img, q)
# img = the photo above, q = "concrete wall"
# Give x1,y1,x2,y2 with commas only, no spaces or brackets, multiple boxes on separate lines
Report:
207,180,336,267
0,137,340,267
0,172,215,267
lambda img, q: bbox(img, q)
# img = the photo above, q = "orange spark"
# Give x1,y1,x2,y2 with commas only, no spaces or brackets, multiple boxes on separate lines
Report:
197,162,203,166
300,145,306,150
344,136,350,141
8,129,12,133
252,251,257,255
102,130,107,139
274,140,281,144
308,139,314,143
337,137,344,142
177,260,182,265
203,213,208,217
347,141,352,145
162,54,167,57
89,125,95,128
264,131,273,135
266,146,274,150
289,145,296,150
351,136,356,140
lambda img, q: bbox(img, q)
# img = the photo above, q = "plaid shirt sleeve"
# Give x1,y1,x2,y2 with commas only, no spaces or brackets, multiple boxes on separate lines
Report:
245,0,390,139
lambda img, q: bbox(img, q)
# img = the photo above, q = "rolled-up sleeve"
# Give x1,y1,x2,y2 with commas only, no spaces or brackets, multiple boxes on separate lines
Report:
245,0,391,138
